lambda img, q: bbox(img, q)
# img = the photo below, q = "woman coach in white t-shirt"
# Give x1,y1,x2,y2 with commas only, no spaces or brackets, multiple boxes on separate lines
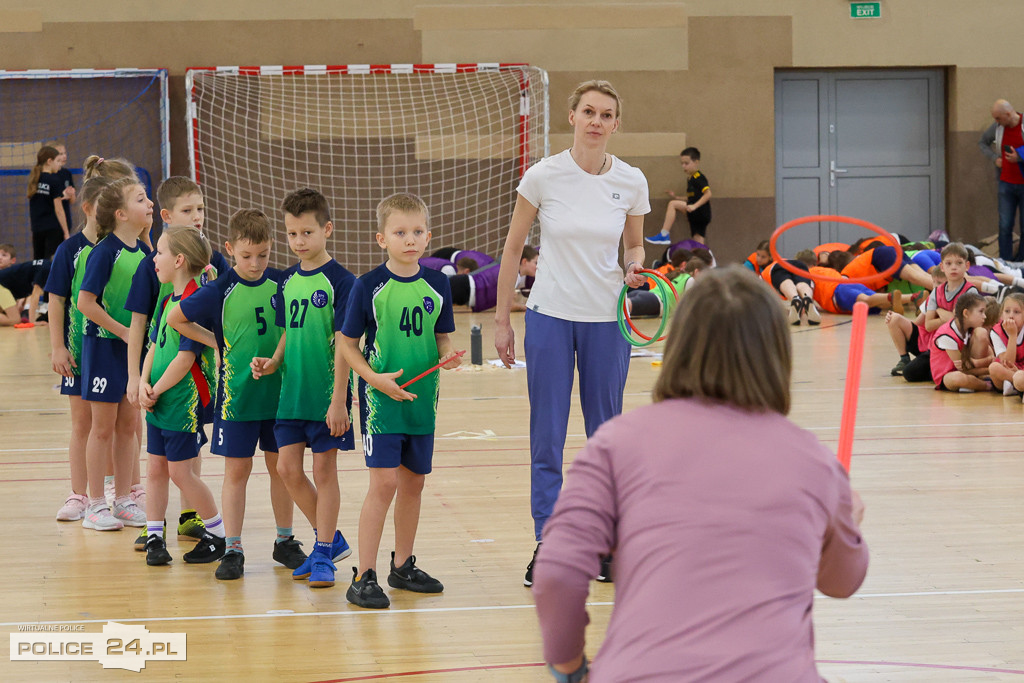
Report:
494,80,651,585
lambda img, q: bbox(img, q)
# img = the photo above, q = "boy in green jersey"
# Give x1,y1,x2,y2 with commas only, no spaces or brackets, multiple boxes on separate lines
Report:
169,209,307,580
250,188,355,589
341,193,462,609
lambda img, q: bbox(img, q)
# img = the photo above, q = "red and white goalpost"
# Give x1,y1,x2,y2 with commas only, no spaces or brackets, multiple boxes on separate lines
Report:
186,63,548,273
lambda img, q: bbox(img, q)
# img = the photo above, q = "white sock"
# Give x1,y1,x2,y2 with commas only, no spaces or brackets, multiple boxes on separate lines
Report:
1004,380,1016,396
113,495,131,507
202,514,225,538
958,387,975,393
981,280,1002,294
1014,278,1024,289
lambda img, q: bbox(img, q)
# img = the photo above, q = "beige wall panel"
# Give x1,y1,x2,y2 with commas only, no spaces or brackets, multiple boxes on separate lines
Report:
0,19,419,176
642,195,774,264
0,9,41,32
421,28,687,72
788,1,1024,69
545,71,689,134
0,143,45,168
0,20,418,73
415,3,686,30
0,1,413,22
548,132,686,157
952,67,1024,133
676,16,793,198
949,131,998,246
3,0,692,23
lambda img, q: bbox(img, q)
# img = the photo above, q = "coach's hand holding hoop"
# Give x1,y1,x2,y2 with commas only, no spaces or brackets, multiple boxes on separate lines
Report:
494,79,650,586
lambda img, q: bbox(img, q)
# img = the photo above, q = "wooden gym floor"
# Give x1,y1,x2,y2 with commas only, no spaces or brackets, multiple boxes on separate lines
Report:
1,308,1023,681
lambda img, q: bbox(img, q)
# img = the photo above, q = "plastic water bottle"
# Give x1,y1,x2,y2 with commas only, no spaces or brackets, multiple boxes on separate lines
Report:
470,324,483,365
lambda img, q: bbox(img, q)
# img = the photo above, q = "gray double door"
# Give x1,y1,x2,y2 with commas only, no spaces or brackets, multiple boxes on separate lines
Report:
774,69,945,256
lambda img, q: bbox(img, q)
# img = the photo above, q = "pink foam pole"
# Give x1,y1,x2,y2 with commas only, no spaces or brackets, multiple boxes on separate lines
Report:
837,301,868,472
399,350,466,390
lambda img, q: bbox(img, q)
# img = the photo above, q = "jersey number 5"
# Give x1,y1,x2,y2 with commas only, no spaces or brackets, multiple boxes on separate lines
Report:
254,307,267,335
399,306,424,337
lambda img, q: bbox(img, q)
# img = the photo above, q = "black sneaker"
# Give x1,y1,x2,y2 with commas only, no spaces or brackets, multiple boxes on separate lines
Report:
346,568,390,609
524,542,540,587
272,536,307,570
891,357,910,376
596,554,613,583
387,552,443,593
145,534,171,566
135,520,166,551
215,551,244,580
182,532,226,564
788,297,802,326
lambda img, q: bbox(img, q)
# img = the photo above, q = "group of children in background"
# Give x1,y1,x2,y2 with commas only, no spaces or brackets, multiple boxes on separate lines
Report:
40,156,462,610
740,233,1024,396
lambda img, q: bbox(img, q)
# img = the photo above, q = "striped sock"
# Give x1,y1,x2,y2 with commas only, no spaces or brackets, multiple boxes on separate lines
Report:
202,514,225,538
275,527,293,544
226,536,243,554
147,521,164,537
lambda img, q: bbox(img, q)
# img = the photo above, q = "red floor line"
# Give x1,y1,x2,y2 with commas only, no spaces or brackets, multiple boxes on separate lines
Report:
312,661,545,682
312,659,1024,682
816,660,1024,675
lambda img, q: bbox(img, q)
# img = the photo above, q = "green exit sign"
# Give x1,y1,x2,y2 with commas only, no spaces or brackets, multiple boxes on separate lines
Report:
851,2,881,18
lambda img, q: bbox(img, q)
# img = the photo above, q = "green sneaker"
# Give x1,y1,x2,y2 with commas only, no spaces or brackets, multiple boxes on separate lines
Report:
177,511,205,542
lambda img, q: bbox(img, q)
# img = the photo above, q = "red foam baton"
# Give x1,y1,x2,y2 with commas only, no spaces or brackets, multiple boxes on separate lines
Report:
399,350,466,389
837,301,868,472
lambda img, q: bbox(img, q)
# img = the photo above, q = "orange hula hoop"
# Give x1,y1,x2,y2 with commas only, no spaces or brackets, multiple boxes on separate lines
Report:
769,215,904,286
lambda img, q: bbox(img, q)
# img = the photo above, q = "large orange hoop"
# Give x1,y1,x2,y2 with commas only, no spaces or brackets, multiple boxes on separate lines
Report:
769,215,903,286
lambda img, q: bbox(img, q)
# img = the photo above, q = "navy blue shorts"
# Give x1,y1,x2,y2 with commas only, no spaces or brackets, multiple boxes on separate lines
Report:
212,418,278,458
60,373,82,397
362,433,434,475
147,421,202,462
274,419,353,453
833,283,875,313
81,336,128,403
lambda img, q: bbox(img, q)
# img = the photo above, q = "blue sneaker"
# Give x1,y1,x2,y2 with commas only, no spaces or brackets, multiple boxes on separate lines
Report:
309,555,337,588
645,233,672,245
292,553,314,580
293,531,350,579
331,530,353,562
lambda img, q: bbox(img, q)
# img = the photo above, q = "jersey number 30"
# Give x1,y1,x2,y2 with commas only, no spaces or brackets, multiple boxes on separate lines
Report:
399,306,424,337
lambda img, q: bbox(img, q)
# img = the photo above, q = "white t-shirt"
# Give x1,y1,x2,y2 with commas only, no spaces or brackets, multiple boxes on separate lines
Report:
517,150,650,322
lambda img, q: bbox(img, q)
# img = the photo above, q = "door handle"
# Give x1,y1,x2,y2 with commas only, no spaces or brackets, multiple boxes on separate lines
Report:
829,159,848,187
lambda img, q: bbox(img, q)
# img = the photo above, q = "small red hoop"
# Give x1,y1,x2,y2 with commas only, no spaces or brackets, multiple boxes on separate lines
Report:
621,269,678,342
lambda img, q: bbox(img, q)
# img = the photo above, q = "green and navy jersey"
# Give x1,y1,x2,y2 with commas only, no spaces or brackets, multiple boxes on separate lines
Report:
126,248,229,327
43,232,94,373
146,284,215,432
274,260,355,421
179,268,283,422
341,264,455,435
80,234,150,339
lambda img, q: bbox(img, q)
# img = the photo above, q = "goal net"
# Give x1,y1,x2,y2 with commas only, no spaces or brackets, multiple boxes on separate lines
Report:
186,64,548,273
0,68,169,257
